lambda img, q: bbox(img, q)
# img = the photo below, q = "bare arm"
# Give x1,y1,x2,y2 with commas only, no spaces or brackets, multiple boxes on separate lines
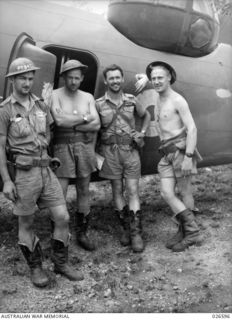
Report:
130,110,150,147
140,110,151,134
134,98,146,118
0,135,17,201
135,97,151,130
177,97,197,154
51,92,86,128
176,97,197,175
74,96,100,132
45,109,53,144
0,136,11,182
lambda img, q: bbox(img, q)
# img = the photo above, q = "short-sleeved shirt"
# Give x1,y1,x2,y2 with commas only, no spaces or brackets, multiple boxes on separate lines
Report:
96,92,144,179
0,93,53,155
96,91,145,142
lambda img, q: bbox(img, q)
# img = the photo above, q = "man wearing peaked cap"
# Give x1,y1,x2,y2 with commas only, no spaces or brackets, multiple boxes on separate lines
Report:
51,59,100,252
137,60,203,252
0,57,84,288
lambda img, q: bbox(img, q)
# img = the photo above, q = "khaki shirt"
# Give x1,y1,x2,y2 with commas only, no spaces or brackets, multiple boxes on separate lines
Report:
96,92,144,141
0,93,53,156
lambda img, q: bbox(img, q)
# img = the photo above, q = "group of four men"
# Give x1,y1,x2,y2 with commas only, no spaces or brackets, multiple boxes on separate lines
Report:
0,57,202,288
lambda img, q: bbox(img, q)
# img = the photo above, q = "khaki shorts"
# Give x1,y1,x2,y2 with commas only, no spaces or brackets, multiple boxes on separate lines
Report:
14,167,66,216
99,145,141,180
53,142,97,178
158,150,197,179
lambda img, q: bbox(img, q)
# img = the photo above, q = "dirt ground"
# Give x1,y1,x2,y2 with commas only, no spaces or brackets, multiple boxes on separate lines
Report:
0,164,231,313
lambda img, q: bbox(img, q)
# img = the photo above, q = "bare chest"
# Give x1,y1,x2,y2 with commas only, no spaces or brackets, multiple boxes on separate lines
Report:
158,101,177,123
58,94,89,114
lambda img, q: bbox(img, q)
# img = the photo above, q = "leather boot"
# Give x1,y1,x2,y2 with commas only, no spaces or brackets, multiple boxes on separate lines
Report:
19,240,49,288
76,212,95,251
172,209,203,252
166,215,184,249
129,210,144,253
115,205,130,246
51,238,84,281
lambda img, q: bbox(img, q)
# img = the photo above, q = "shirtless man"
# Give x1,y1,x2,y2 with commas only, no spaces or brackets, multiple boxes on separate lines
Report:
145,61,202,252
51,60,100,251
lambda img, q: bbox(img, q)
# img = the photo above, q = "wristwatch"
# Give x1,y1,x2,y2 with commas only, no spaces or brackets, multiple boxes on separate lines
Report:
185,152,194,158
82,115,88,123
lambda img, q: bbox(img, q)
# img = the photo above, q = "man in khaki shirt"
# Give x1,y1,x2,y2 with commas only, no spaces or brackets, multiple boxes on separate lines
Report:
0,58,84,288
96,64,150,253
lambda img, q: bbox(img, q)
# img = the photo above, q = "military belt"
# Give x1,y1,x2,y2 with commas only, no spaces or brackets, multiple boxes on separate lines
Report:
159,131,187,156
12,155,57,170
159,144,181,156
101,135,133,145
32,158,51,167
53,135,91,144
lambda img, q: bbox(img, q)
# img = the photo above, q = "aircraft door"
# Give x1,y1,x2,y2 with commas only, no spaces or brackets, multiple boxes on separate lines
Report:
4,32,56,99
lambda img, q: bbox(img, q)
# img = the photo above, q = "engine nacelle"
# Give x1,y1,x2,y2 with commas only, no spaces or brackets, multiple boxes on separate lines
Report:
108,0,220,57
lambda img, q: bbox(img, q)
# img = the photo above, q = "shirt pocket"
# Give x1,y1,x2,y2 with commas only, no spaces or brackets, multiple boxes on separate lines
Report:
99,108,114,127
32,111,47,135
10,117,31,138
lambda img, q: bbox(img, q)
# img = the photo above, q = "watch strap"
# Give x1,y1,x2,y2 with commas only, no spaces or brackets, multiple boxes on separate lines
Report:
185,152,194,158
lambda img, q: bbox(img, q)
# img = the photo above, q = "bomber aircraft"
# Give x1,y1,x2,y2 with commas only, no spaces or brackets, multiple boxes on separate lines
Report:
0,0,231,186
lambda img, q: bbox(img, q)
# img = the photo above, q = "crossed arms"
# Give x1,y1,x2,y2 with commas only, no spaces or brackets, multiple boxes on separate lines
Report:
51,92,100,132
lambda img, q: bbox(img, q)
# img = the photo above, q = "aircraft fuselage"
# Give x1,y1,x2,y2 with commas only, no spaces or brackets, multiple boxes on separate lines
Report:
0,1,231,177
